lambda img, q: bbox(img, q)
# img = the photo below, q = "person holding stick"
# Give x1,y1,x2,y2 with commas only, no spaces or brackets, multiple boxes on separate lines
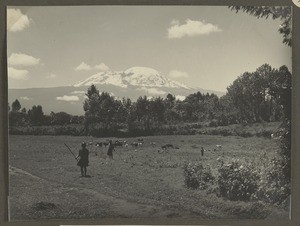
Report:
76,142,89,177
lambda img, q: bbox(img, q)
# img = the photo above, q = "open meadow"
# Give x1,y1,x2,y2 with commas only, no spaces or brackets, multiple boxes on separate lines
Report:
8,134,288,220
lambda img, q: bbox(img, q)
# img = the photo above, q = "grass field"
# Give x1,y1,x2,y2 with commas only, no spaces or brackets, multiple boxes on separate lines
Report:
8,134,288,220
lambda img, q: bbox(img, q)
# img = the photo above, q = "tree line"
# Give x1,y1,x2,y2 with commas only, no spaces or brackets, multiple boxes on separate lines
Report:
9,63,291,136
8,101,84,127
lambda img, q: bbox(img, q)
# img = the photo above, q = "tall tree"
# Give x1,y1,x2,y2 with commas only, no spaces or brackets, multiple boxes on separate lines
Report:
136,96,151,131
83,85,101,132
12,99,21,112
28,105,44,125
150,97,165,123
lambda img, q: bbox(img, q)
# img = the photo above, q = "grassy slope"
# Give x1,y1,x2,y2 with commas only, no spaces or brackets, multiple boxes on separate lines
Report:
9,134,285,220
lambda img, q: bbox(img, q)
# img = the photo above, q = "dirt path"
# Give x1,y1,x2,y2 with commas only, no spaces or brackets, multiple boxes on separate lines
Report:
9,166,193,219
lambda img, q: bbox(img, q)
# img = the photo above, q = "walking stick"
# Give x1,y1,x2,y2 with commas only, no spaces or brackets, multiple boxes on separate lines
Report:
64,143,78,162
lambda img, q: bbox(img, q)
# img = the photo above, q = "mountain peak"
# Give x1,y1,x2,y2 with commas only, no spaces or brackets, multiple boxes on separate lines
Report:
73,66,191,90
124,66,160,76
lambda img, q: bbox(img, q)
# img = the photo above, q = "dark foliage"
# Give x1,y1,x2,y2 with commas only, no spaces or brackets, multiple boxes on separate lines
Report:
183,162,215,190
217,160,260,201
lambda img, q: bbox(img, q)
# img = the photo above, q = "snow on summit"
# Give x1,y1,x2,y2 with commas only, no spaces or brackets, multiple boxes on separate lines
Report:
74,71,126,88
74,66,191,89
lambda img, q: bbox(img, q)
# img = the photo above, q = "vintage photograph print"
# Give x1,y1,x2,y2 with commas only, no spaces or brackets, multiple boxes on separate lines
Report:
7,6,292,220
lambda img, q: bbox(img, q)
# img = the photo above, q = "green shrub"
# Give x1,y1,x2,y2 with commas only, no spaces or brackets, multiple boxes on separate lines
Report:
183,162,214,190
217,160,260,201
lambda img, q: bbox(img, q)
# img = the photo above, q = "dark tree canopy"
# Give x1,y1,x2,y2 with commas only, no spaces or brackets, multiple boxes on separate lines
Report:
12,99,21,112
229,6,292,46
28,105,44,126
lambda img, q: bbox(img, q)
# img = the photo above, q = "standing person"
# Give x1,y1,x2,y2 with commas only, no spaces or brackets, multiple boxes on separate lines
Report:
107,140,115,160
201,147,204,157
76,142,89,177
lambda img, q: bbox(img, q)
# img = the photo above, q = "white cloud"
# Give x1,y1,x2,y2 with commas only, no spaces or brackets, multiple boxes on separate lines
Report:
169,70,189,78
20,96,32,100
75,62,92,71
56,95,80,102
170,19,179,26
8,53,40,67
70,91,85,95
95,63,110,71
8,67,29,80
47,73,57,79
168,19,222,39
175,95,186,101
7,8,31,32
137,87,166,95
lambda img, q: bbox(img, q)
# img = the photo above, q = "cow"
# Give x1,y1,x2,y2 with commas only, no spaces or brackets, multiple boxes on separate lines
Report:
95,142,103,147
162,144,174,150
103,142,109,147
115,140,123,147
131,142,138,147
150,142,156,147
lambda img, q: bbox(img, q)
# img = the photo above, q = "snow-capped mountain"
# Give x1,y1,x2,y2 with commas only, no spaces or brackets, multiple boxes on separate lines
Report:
8,67,225,115
74,71,127,88
74,66,191,89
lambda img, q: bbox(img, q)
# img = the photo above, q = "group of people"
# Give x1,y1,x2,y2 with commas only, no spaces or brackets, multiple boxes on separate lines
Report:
76,140,115,177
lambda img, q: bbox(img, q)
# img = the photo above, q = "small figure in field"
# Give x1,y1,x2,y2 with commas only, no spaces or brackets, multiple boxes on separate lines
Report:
76,142,89,177
201,147,204,157
107,140,115,160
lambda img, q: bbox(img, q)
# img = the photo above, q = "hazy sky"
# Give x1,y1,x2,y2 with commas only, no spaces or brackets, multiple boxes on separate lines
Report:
7,6,292,92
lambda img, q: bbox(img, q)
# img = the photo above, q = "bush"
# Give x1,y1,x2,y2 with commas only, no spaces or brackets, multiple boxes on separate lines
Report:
254,157,290,204
217,160,260,201
183,162,214,190
256,130,272,138
209,120,219,127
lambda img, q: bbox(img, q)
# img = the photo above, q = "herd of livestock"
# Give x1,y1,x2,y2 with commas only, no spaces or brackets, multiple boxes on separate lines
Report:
88,138,223,152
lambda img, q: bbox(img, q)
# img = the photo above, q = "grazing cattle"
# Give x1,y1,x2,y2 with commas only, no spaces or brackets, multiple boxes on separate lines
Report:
95,142,103,147
150,142,156,147
131,142,138,147
103,142,109,147
138,138,144,142
124,143,129,148
115,140,123,147
271,133,280,139
216,145,222,149
162,144,174,150
161,144,172,149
